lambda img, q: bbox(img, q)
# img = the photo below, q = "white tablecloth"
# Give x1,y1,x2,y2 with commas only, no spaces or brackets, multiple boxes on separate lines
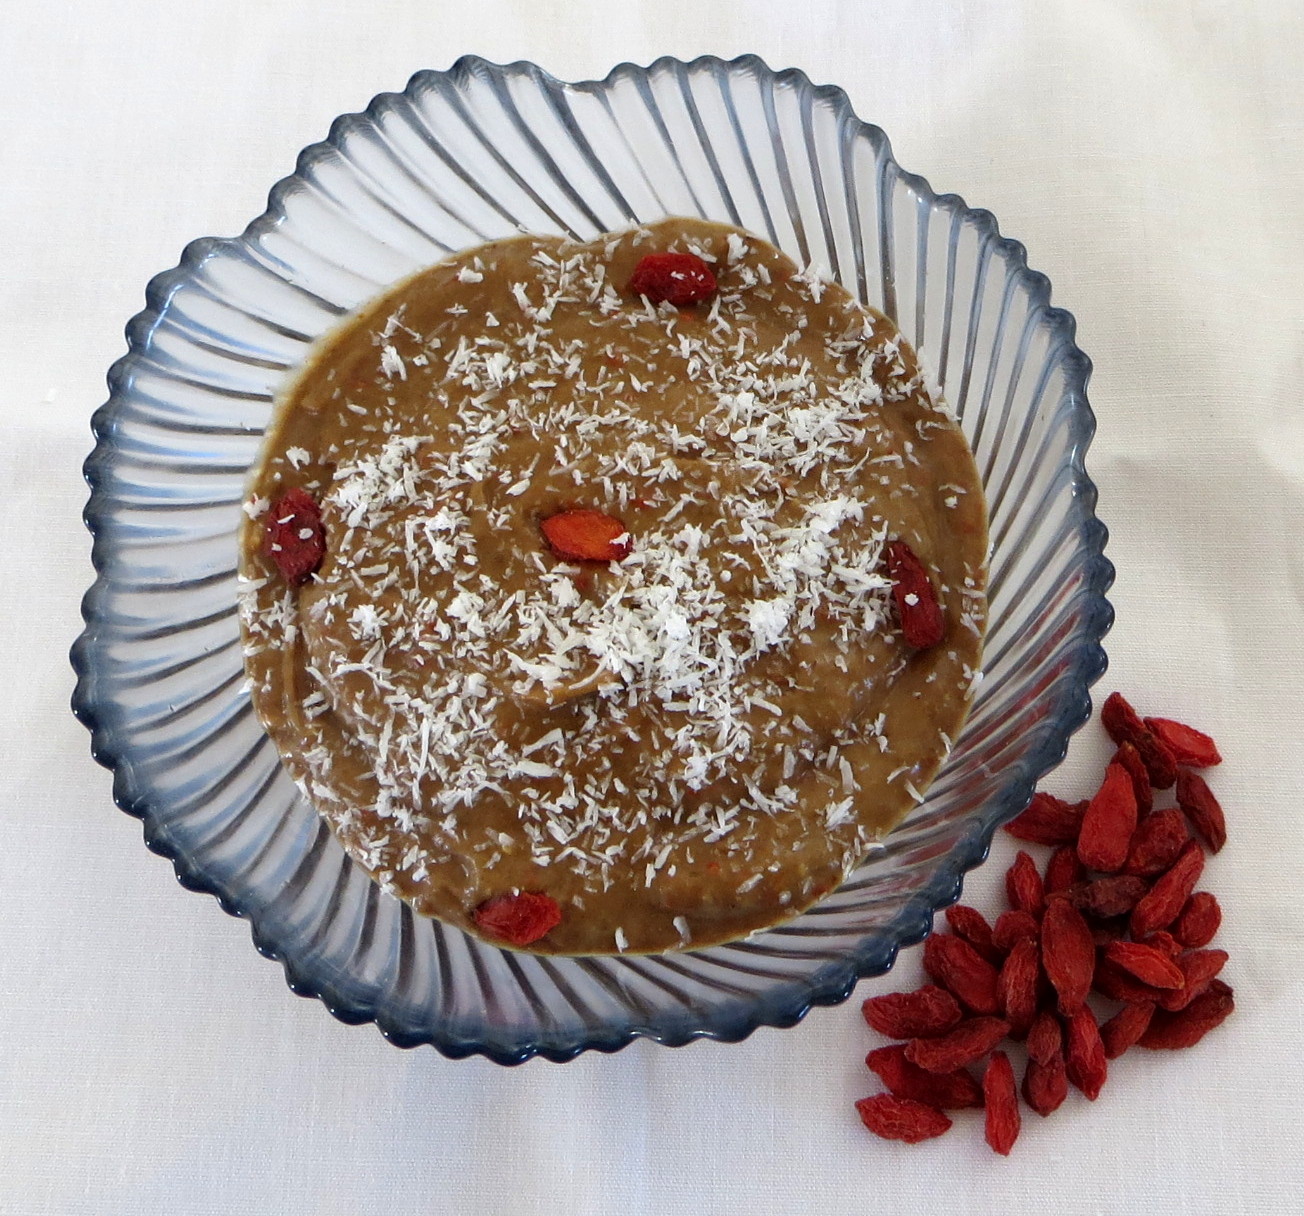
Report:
4,2,1303,1211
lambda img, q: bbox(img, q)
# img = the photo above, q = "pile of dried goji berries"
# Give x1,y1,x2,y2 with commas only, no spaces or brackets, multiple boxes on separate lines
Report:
855,693,1233,1153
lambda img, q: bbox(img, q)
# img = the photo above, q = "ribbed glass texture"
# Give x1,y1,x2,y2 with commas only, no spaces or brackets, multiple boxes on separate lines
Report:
73,56,1113,1063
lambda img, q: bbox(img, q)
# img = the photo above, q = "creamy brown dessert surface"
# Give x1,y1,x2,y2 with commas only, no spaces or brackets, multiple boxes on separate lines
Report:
238,218,988,954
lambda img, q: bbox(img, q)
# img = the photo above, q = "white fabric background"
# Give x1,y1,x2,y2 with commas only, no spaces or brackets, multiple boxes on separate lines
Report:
3,1,1303,1211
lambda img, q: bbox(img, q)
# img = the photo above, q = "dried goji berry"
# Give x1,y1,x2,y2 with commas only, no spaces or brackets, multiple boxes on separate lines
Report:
1171,891,1222,949
1131,841,1205,937
1139,980,1234,1049
263,487,326,584
1026,1009,1063,1066
627,251,717,306
991,909,1040,954
1103,941,1185,989
1005,851,1046,919
1138,930,1181,957
1022,1051,1069,1117
1089,917,1130,947
1101,692,1178,788
884,539,945,649
905,1016,1011,1074
1092,959,1169,1006
862,985,963,1040
1065,1004,1107,1100
997,938,1040,1038
471,890,562,946
1176,768,1227,854
1101,690,1146,747
945,905,1002,964
1041,898,1095,1016
864,1044,984,1109
1055,875,1149,921
540,508,632,563
1077,760,1138,873
1134,730,1179,790
1124,808,1189,877
1156,948,1229,1012
1044,845,1084,895
922,934,1002,1015
983,1051,1020,1155
1004,792,1087,847
1112,741,1153,815
1144,716,1222,768
854,1093,952,1143
1100,1001,1156,1059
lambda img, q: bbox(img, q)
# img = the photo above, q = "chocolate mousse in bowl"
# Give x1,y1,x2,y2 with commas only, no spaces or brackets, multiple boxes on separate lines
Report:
239,217,988,955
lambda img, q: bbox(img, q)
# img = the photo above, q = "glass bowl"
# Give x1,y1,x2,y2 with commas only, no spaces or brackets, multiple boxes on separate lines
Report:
72,55,1113,1063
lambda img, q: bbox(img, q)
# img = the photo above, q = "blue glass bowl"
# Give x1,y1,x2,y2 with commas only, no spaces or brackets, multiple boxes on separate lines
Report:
72,55,1113,1063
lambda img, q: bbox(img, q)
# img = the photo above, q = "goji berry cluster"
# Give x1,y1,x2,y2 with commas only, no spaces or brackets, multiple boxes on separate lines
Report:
855,693,1233,1153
